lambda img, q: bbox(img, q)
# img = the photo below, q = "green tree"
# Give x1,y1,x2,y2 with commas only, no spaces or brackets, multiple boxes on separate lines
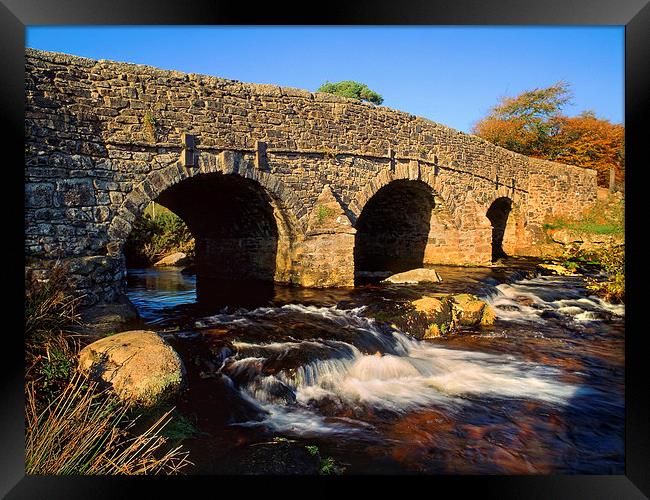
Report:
317,80,384,104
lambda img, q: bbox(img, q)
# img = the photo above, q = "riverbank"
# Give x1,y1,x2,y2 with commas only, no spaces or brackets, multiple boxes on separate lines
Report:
25,264,192,475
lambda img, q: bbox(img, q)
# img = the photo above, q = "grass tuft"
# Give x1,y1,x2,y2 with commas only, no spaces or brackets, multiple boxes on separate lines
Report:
25,372,191,475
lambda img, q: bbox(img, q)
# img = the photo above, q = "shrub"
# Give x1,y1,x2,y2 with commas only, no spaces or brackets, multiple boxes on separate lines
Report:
316,81,384,105
124,206,195,266
585,244,625,303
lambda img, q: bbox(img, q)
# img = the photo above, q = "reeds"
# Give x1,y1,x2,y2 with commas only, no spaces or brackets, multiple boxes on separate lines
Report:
25,264,83,342
25,371,191,475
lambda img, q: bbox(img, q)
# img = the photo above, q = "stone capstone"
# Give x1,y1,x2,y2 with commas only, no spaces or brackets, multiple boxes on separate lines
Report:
77,330,185,407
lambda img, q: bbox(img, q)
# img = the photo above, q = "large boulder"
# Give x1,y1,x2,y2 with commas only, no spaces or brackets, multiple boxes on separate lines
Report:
78,330,185,407
382,268,442,284
379,293,496,340
154,252,190,267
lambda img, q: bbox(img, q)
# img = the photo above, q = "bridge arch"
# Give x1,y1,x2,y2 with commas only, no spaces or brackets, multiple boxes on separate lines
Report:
107,153,301,297
349,167,460,226
485,195,518,261
353,177,466,280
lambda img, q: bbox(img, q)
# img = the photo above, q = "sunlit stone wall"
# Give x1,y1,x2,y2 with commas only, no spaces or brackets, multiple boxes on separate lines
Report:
24,48,598,304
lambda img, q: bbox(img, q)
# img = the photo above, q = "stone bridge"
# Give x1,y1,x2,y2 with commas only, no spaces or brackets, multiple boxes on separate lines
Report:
25,48,598,305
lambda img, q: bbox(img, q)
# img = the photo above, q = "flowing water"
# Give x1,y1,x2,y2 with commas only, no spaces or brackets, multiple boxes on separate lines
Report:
126,259,624,474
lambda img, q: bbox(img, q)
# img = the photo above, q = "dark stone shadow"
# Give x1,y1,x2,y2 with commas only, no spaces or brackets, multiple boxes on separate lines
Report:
354,180,434,283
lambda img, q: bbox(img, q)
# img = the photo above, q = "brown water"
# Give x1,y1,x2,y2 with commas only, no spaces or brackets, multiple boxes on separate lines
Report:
126,259,624,475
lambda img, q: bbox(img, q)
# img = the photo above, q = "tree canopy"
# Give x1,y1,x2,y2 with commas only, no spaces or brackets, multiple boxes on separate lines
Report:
472,82,624,187
316,81,384,105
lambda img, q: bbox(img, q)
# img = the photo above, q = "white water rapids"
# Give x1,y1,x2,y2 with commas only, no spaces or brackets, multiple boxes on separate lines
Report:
192,272,623,437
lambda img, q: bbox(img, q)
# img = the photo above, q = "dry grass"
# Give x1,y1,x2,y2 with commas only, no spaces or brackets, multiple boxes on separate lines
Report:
25,264,85,398
25,264,83,342
26,371,191,475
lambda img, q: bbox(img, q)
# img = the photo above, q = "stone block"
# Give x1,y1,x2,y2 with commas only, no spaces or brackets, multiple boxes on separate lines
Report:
53,179,96,207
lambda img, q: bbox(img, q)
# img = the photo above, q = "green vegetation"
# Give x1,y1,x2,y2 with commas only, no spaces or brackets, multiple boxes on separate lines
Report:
585,244,624,303
303,444,346,475
543,195,624,236
124,202,195,267
25,264,192,475
316,205,335,223
26,264,83,400
542,194,624,303
317,80,384,105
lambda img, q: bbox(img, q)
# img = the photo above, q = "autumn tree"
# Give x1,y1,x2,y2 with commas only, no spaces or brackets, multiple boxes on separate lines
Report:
472,82,624,187
552,111,625,187
317,81,384,105
472,81,570,157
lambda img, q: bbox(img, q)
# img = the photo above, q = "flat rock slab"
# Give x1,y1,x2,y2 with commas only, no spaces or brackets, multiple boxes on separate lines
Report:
78,330,186,407
154,252,189,267
382,268,442,284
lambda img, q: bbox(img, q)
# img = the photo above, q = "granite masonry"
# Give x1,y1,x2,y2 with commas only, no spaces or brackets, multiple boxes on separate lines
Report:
24,49,598,306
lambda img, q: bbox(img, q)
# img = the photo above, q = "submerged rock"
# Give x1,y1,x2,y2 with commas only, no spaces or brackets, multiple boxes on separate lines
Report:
382,268,442,284
154,252,190,267
78,330,186,407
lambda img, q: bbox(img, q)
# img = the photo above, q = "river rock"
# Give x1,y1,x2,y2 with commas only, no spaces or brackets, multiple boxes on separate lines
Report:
405,293,495,339
154,252,189,267
537,263,576,276
410,296,455,339
78,330,185,407
412,296,453,322
382,268,442,284
450,294,496,326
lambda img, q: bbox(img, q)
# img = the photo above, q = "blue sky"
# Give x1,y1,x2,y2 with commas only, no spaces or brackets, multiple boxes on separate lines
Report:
26,26,624,133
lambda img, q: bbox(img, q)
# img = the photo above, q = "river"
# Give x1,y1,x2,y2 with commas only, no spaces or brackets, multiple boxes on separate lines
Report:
126,259,624,474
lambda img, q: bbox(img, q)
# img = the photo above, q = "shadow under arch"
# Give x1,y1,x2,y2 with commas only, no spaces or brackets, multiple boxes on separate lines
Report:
486,196,513,261
354,179,435,283
129,172,294,307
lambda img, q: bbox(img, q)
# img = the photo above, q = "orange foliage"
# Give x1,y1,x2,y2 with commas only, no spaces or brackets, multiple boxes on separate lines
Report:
552,113,625,187
473,83,624,188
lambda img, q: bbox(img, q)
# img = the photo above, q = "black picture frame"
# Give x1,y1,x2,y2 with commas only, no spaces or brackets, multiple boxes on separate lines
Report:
3,1,647,497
